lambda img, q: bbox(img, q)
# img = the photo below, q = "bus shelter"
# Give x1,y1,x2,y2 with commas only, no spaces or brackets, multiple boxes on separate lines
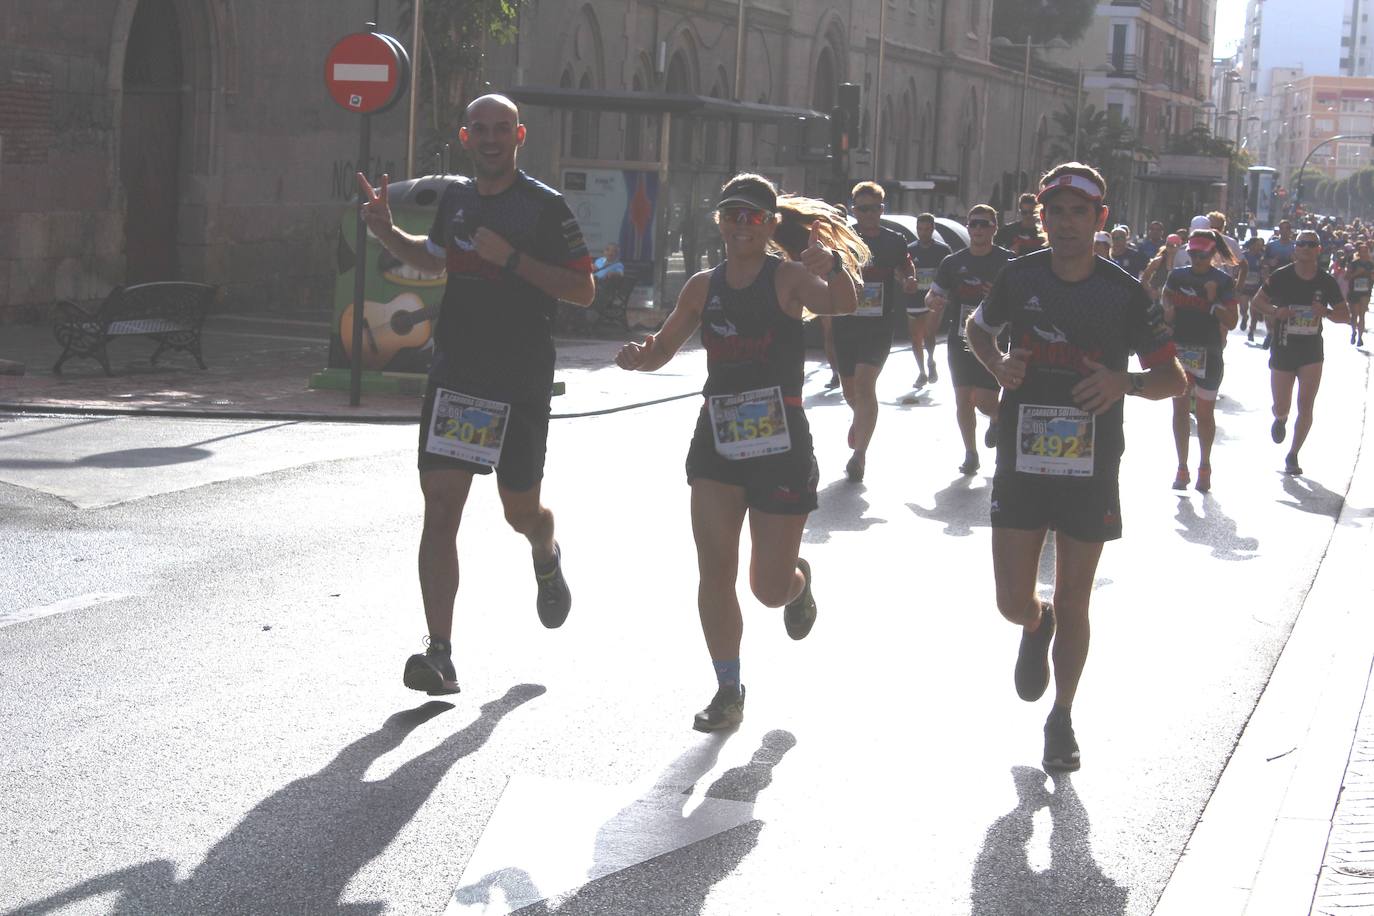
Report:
507,86,826,314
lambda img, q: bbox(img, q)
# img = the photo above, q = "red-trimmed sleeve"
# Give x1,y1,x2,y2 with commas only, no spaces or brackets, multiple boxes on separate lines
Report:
537,196,594,276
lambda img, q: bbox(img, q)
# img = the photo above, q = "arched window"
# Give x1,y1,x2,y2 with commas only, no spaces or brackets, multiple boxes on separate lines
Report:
576,71,598,158
666,49,695,161
813,47,836,111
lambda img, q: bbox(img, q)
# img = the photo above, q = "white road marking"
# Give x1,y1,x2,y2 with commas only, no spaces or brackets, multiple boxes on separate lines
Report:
447,774,758,914
333,63,390,82
0,592,127,629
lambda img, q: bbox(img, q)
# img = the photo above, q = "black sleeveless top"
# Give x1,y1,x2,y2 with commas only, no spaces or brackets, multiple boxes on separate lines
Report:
700,256,804,399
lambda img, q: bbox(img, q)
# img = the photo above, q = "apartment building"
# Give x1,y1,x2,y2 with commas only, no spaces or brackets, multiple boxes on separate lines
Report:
1269,74,1374,195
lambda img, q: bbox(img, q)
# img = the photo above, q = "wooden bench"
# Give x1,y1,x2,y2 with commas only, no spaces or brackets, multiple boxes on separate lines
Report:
53,281,217,375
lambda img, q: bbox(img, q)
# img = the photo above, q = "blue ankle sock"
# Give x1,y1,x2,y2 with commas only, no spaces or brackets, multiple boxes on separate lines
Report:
712,658,740,689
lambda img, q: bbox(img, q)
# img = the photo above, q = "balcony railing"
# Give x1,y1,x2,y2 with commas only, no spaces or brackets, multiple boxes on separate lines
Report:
1106,53,1140,77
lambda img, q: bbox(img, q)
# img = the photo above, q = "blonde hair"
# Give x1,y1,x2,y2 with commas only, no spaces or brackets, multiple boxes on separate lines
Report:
851,181,885,201
772,193,869,287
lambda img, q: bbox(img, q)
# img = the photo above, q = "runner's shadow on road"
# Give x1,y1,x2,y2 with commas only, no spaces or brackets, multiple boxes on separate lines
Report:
804,479,887,543
9,685,546,916
970,767,1128,916
1174,496,1260,560
907,474,991,537
1279,475,1357,522
0,422,299,471
510,730,796,916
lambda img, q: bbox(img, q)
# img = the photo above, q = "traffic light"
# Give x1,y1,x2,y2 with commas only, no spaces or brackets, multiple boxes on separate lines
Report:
837,82,861,148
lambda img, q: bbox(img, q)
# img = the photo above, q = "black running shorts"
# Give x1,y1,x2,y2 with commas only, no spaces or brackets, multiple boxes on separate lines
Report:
417,384,550,492
686,405,819,515
948,345,1000,391
1268,337,1324,373
832,317,893,376
990,473,1122,543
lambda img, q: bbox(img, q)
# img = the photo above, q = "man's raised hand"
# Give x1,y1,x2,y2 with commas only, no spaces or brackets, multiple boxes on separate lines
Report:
356,172,393,235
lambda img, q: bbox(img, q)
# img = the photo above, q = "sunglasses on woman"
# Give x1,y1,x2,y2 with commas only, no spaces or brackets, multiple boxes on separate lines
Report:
718,207,771,226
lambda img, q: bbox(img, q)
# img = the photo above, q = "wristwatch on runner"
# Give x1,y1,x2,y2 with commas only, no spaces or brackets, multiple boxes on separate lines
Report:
504,250,522,273
1127,372,1146,397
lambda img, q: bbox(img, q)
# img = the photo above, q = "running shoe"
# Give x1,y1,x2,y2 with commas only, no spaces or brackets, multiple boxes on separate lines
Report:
1239,316,1248,331
845,453,865,482
403,638,460,695
784,558,817,640
1196,466,1211,493
915,373,928,388
534,542,571,629
1271,417,1287,444
1353,328,1359,345
928,364,939,384
1014,604,1055,702
1262,335,1272,350
1042,705,1081,772
1172,467,1189,490
959,452,980,475
825,373,840,390
1284,455,1303,476
1247,328,1255,342
1359,334,1365,347
984,421,999,449
693,684,745,732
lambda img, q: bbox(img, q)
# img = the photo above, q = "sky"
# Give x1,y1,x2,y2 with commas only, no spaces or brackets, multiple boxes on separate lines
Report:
1214,0,1247,57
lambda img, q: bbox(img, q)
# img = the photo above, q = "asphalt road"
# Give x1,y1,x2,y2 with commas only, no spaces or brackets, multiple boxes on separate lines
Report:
1,327,1369,915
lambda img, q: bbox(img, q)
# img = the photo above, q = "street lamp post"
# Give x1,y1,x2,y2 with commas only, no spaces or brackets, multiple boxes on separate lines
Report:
1293,134,1359,215
992,35,1069,195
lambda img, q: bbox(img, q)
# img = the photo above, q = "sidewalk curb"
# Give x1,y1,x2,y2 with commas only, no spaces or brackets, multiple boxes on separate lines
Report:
0,403,418,424
1153,361,1374,915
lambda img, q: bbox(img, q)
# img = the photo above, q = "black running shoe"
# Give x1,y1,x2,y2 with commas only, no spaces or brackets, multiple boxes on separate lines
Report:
1043,705,1081,772
1284,455,1303,476
825,373,840,390
534,542,571,629
784,558,817,640
1271,417,1287,444
845,454,865,482
403,638,460,695
915,373,928,389
693,684,745,732
959,452,980,475
1014,604,1055,702
984,422,999,449
928,364,939,384
1262,335,1272,350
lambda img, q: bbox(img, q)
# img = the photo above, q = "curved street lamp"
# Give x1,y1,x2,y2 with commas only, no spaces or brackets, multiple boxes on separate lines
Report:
992,35,1070,194
1293,134,1369,215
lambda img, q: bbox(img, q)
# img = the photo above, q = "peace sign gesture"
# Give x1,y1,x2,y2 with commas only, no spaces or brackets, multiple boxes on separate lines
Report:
355,172,393,235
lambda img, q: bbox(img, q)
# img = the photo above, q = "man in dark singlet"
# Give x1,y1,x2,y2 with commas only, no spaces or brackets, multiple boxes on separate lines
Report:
927,204,1012,475
996,192,1047,256
905,213,952,389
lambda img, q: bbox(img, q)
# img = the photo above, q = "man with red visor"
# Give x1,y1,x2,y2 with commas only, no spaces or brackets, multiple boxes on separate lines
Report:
965,163,1185,772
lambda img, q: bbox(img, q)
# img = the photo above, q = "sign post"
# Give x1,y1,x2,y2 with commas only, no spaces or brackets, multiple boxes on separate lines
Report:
324,25,410,406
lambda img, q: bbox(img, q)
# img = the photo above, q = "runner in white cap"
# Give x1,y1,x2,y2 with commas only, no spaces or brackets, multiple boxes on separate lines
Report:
965,162,1184,772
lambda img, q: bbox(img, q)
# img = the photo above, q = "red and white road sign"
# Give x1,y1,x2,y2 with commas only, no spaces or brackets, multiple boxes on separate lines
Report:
324,32,404,114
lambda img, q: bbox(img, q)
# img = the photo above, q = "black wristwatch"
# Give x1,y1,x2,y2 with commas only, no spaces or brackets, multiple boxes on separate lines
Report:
828,250,842,276
1127,372,1147,396
504,250,521,273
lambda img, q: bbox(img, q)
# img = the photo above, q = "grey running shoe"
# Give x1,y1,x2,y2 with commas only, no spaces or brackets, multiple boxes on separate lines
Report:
845,454,865,482
693,684,745,732
784,559,817,640
959,452,980,475
1271,417,1287,444
1014,604,1055,702
1043,705,1081,772
403,638,460,695
984,421,999,449
535,542,571,629
1284,455,1303,476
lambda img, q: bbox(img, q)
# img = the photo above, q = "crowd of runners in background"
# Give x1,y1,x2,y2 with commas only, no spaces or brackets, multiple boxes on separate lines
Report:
358,94,1362,780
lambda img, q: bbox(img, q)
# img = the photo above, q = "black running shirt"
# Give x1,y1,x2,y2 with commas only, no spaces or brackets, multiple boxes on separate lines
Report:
975,250,1175,477
1164,266,1238,347
426,171,593,402
907,238,952,305
932,247,1013,355
700,256,804,399
852,225,913,320
1262,264,1343,356
995,221,1045,257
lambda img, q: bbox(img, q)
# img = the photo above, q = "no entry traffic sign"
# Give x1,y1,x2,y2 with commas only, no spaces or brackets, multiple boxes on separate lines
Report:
324,31,410,114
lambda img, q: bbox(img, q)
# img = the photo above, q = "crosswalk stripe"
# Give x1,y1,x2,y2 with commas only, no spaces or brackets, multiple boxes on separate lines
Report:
0,592,127,629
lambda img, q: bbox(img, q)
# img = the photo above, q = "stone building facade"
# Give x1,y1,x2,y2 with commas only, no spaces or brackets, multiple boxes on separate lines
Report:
0,0,1074,317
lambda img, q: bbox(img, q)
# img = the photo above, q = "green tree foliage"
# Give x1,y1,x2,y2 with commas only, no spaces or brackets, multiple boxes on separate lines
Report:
992,0,1097,44
397,0,523,173
1046,102,1140,195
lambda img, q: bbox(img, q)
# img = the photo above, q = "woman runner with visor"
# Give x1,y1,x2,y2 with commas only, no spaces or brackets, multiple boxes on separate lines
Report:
616,174,863,731
1162,229,1239,492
